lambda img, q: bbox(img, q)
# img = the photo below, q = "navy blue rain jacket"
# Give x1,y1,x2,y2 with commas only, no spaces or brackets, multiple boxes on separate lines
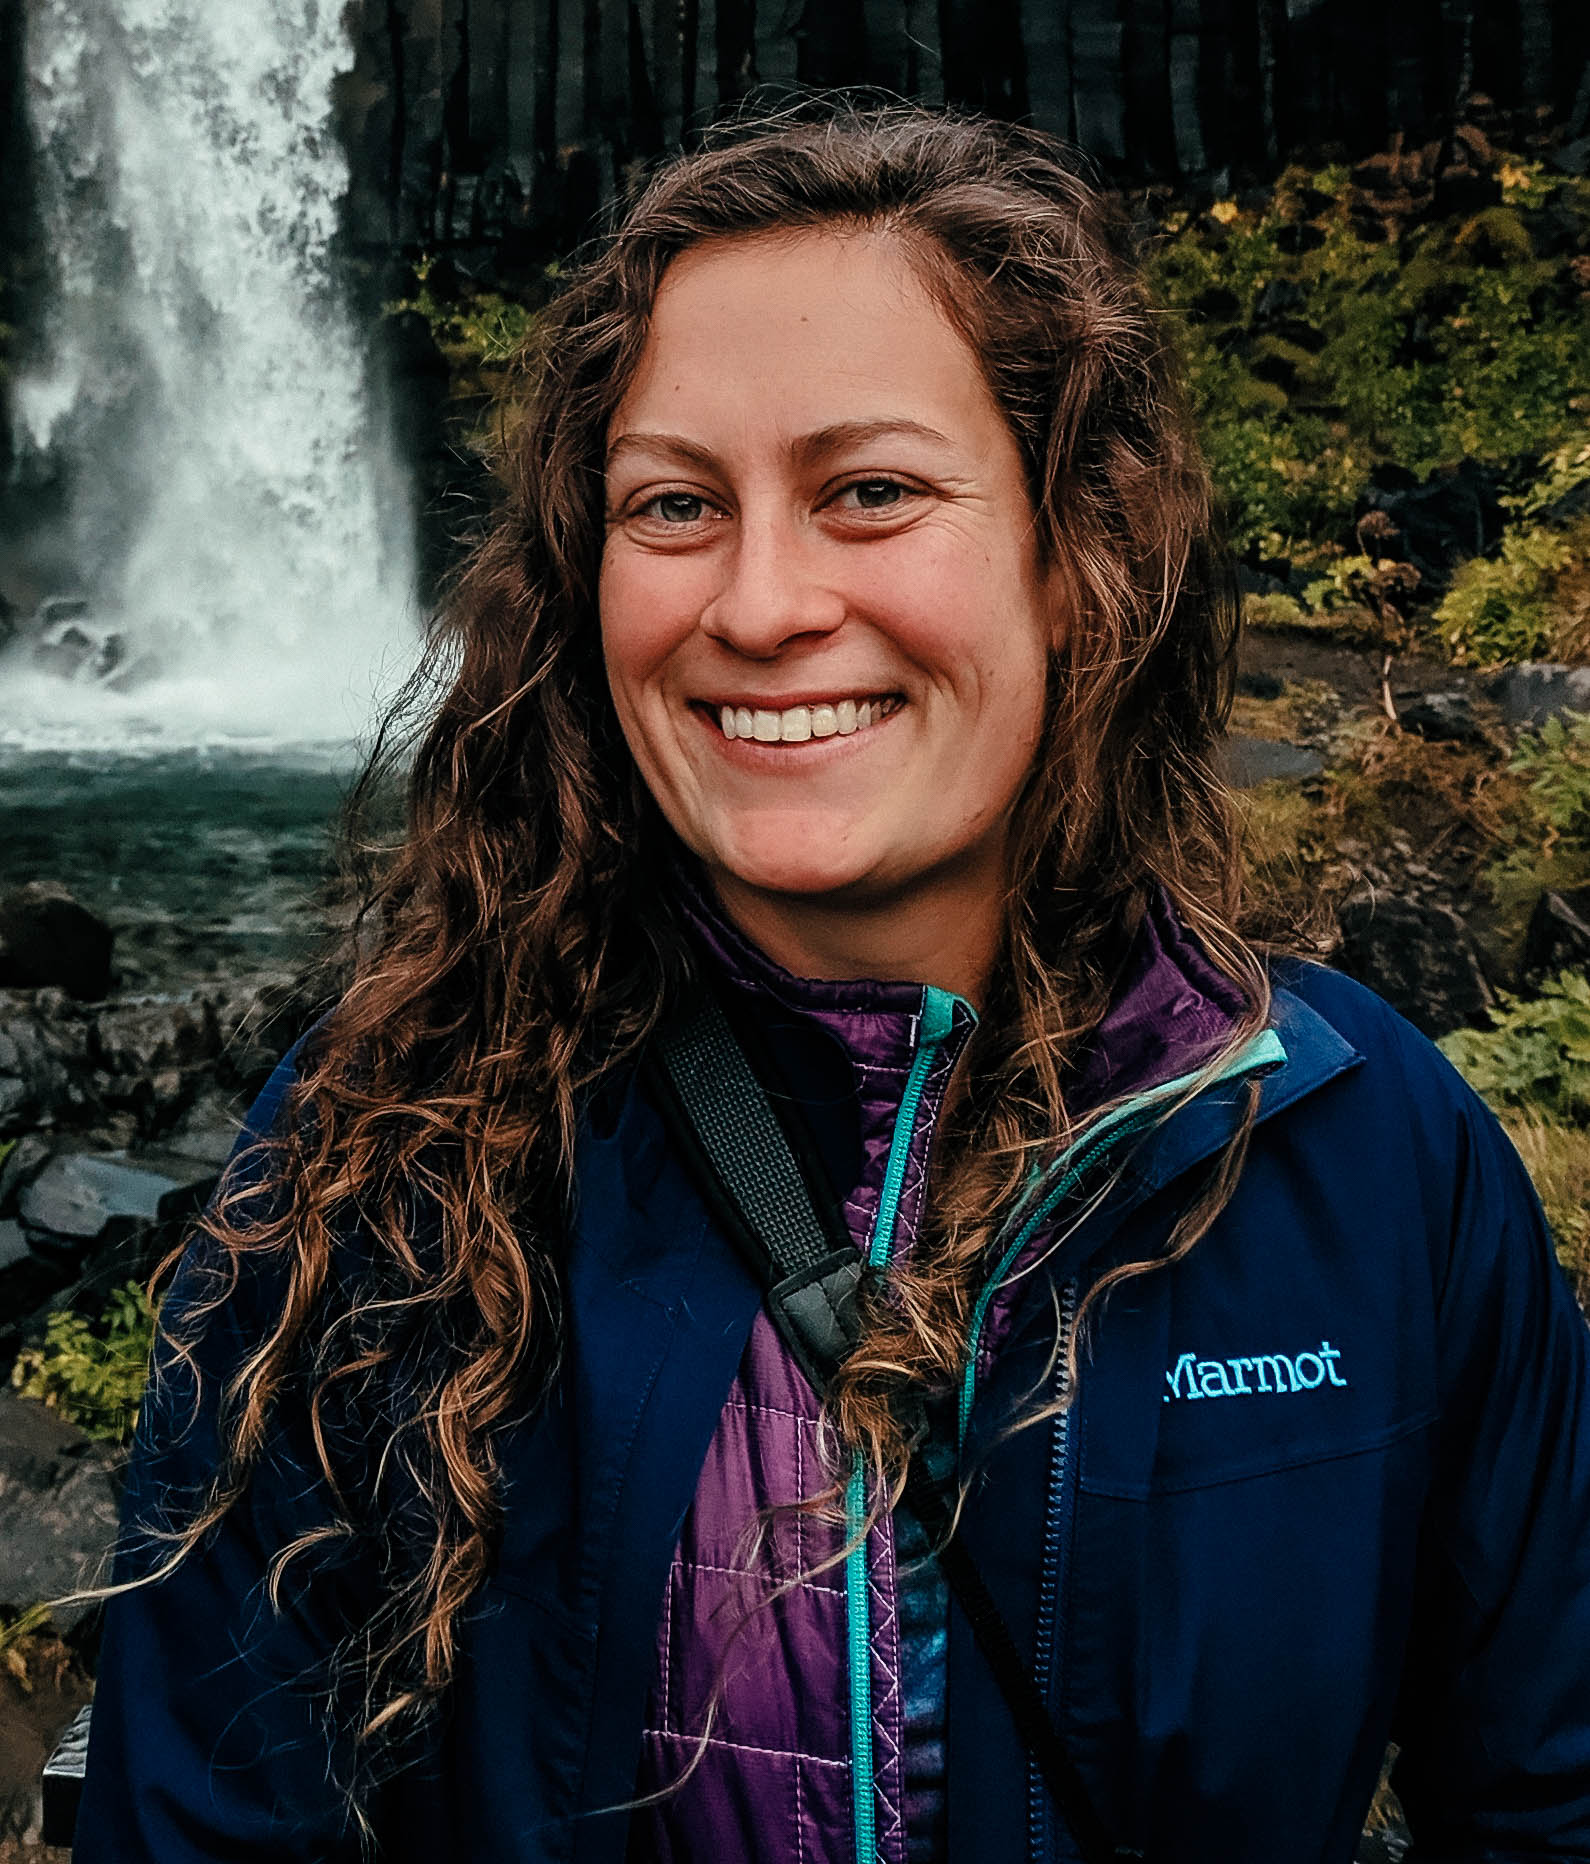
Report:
75,961,1590,1861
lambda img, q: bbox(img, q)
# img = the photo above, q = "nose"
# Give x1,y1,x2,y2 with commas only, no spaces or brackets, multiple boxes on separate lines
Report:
698,507,847,658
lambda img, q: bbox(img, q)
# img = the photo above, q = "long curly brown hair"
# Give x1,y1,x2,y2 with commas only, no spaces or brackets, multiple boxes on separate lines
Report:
145,100,1269,1785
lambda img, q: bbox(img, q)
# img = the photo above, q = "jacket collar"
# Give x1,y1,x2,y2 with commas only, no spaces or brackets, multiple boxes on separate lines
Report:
677,874,1257,1104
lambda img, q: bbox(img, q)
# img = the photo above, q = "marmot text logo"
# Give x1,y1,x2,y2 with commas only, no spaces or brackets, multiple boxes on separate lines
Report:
1163,1342,1348,1402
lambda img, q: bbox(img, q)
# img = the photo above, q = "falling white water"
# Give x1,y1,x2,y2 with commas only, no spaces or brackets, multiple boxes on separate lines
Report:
5,0,415,749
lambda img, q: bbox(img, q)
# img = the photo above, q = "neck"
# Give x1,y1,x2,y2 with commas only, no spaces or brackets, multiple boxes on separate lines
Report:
706,866,1007,1009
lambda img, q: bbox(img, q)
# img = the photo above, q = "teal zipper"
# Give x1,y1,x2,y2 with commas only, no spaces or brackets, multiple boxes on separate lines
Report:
847,984,962,1864
957,1026,1287,1444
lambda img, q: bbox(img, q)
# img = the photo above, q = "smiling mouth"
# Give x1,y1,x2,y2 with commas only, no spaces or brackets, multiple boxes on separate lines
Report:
708,696,902,744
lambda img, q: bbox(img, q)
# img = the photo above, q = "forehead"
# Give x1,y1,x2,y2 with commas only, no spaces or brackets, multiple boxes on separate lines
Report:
610,228,1004,453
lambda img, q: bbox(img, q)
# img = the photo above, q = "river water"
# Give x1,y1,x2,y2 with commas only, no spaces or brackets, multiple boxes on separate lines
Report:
0,749,358,988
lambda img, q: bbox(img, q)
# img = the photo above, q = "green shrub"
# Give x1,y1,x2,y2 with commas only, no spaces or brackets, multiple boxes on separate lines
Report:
11,1281,155,1444
1436,524,1578,664
1146,164,1590,575
384,254,538,371
1439,971,1590,1126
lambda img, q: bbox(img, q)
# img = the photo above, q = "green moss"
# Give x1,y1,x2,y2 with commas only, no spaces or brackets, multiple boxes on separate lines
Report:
1451,206,1536,267
384,254,539,374
1241,591,1307,631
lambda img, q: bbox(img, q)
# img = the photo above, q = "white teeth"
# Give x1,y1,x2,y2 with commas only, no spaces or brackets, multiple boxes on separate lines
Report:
715,697,891,740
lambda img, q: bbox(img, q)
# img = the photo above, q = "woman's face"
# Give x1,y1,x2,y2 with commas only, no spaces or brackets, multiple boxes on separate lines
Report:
599,229,1056,925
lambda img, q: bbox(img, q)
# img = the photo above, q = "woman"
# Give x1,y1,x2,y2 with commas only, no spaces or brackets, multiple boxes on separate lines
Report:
77,107,1590,1863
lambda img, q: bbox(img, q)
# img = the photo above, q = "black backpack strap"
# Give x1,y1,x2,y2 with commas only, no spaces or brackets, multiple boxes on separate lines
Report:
646,987,1132,1864
642,986,867,1394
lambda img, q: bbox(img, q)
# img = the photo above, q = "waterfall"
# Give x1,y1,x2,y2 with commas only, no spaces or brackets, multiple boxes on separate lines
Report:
5,0,414,749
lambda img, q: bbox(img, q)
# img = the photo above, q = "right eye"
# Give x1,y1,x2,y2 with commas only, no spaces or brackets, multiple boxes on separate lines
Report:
639,492,711,525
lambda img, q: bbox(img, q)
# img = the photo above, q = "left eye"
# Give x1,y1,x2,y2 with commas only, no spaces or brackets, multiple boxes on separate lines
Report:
841,480,907,510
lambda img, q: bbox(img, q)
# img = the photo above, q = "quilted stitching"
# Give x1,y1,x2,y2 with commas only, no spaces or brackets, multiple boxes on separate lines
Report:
868,1513,907,1863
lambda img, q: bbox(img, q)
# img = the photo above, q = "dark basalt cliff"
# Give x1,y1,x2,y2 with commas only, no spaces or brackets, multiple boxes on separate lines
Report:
333,0,1590,261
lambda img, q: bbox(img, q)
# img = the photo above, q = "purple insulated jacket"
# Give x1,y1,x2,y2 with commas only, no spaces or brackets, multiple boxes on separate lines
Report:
631,893,1249,1862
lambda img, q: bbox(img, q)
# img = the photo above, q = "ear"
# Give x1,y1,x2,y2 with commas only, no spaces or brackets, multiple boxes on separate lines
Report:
1038,548,1074,653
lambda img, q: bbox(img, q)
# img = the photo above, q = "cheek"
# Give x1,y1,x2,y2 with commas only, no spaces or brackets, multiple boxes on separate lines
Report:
598,549,696,699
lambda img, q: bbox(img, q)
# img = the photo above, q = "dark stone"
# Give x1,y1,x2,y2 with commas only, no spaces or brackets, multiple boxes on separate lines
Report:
90,995,217,1078
1549,136,1590,178
1188,284,1242,324
1354,460,1504,596
1223,737,1325,787
1275,221,1327,255
1490,662,1590,729
1519,194,1590,260
0,886,113,1001
1521,888,1590,985
0,1221,28,1274
1335,898,1495,1039
1397,690,1484,743
0,1136,51,1216
1536,475,1590,528
29,619,128,685
17,1151,186,1244
1253,277,1307,325
0,1389,120,1629
1237,670,1287,701
162,1088,244,1169
0,1010,97,1139
1237,564,1287,598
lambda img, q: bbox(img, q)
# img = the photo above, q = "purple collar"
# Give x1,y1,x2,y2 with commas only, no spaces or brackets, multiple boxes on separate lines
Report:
678,877,1247,1114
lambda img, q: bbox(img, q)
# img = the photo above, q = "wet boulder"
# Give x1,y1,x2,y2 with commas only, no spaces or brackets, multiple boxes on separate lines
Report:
17,1151,186,1248
1521,888,1590,985
0,1390,120,1630
1490,663,1590,730
1396,690,1484,744
0,1005,97,1137
1354,461,1503,597
0,887,114,1001
1223,737,1325,787
1335,897,1495,1040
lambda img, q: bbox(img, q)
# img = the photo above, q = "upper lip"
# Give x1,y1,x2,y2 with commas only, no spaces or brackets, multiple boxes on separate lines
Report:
697,690,900,709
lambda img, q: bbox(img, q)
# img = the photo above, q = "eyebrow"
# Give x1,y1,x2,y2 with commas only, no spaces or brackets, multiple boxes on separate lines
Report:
604,417,958,472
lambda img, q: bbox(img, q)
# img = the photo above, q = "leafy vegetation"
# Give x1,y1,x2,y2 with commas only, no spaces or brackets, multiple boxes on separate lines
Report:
383,253,538,373
1149,160,1590,555
1439,972,1590,1125
1435,521,1581,664
10,1280,155,1443
1508,708,1590,841
1141,152,1590,665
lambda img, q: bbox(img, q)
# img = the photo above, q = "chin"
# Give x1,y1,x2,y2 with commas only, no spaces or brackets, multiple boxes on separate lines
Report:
707,836,889,905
